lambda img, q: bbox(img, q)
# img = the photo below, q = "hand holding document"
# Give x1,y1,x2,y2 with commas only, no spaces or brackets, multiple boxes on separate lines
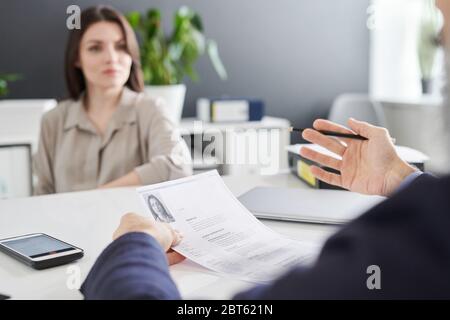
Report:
137,171,319,283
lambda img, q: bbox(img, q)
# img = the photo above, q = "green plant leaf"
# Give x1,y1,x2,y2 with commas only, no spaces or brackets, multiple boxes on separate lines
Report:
176,6,194,20
126,11,141,29
180,42,200,72
0,74,21,97
0,74,21,82
147,8,161,21
162,56,178,84
146,9,162,39
183,63,199,82
127,6,227,85
168,42,184,61
0,79,7,97
191,13,203,32
173,13,190,40
207,40,228,80
191,29,206,54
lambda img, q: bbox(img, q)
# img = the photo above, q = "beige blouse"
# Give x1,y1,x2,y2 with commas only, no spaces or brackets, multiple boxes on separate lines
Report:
33,87,192,195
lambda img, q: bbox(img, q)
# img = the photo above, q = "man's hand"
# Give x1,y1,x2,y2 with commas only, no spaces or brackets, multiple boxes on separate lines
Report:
300,118,418,196
113,212,185,265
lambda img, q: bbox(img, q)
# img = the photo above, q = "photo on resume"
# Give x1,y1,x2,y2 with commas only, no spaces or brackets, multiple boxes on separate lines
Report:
146,193,176,223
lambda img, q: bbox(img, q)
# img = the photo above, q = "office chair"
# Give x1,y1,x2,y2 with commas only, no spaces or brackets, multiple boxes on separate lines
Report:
0,144,33,198
0,100,56,198
328,94,387,127
0,99,56,140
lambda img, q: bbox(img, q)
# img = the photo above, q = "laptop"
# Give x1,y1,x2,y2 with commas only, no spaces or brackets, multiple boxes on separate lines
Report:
238,187,385,225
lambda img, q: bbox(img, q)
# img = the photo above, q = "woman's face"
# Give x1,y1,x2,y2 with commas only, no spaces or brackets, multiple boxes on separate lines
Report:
150,198,163,216
77,21,132,91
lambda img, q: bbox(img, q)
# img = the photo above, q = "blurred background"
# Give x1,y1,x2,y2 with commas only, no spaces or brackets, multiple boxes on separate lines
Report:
0,0,448,198
0,0,370,129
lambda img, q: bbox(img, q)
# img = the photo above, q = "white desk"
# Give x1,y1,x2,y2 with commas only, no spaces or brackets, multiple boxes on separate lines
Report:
0,173,338,300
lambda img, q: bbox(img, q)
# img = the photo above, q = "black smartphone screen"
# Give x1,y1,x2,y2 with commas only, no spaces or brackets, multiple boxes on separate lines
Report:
1,234,75,258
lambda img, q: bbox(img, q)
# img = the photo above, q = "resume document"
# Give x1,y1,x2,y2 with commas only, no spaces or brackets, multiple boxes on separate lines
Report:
137,171,319,283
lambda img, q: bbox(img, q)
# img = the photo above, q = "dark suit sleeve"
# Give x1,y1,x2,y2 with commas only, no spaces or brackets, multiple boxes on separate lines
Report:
81,174,450,300
234,174,450,299
80,232,181,300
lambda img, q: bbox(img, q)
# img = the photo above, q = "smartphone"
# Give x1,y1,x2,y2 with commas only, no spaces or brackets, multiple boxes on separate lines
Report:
0,233,83,270
0,293,10,300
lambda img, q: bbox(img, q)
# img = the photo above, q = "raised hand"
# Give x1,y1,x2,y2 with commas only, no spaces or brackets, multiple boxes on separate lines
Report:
299,118,418,196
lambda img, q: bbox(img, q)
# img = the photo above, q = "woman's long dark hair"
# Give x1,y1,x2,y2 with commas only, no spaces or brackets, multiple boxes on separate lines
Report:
64,5,144,100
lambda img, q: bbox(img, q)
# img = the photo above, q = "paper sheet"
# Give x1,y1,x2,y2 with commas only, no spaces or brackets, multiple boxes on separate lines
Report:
137,171,319,283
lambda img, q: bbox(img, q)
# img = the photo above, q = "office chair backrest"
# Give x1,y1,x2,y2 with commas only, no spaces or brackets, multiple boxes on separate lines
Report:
328,94,387,127
0,99,57,149
0,144,32,198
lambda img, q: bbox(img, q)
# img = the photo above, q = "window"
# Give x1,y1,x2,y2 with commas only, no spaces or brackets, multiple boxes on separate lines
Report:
369,0,444,101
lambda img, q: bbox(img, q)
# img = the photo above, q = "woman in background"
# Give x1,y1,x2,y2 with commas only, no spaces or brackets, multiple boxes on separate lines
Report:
34,5,192,195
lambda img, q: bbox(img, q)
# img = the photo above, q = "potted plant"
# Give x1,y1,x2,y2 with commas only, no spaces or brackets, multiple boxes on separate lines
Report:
417,0,443,94
0,74,20,98
127,6,227,122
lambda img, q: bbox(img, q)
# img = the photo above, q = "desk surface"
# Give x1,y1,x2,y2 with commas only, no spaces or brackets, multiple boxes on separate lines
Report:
0,172,338,299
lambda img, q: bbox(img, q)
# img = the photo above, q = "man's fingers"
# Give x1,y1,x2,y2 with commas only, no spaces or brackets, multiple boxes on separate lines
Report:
348,118,394,143
313,119,355,134
310,166,343,188
167,250,186,265
347,118,373,138
165,223,183,246
299,147,342,171
302,129,347,156
113,212,140,240
167,228,185,265
171,229,183,246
